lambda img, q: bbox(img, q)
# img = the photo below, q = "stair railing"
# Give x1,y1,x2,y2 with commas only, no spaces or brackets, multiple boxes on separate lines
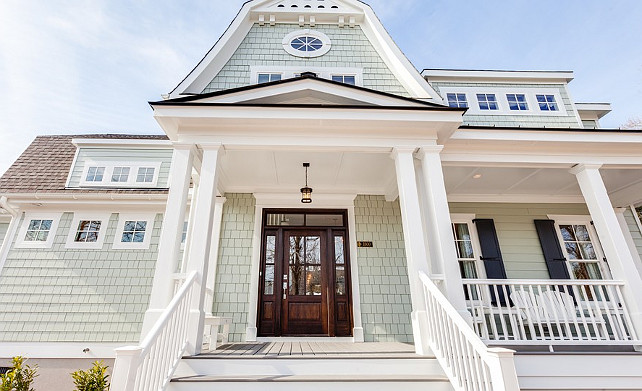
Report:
419,271,520,391
111,271,198,391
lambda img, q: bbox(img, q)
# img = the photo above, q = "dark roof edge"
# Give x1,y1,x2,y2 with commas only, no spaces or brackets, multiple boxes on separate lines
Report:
149,101,465,112
422,68,574,74
154,74,447,108
32,134,169,140
459,125,642,134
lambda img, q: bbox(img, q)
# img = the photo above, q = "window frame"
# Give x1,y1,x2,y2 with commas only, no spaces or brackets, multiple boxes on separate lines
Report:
15,212,63,249
65,212,112,249
506,93,529,111
536,94,559,111
250,66,364,87
112,213,156,250
548,215,611,280
476,93,499,111
282,29,332,58
446,93,469,108
450,214,486,280
331,74,357,86
79,161,162,188
257,73,283,84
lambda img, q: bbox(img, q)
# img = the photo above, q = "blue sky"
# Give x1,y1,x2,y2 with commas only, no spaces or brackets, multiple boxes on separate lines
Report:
0,0,641,175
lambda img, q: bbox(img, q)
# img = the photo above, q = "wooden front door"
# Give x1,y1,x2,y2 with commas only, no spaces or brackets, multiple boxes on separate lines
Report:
258,210,352,337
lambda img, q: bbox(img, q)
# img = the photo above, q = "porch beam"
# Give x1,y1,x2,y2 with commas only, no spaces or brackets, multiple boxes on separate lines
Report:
391,147,431,355
570,164,642,344
141,143,196,337
184,143,224,355
416,146,469,319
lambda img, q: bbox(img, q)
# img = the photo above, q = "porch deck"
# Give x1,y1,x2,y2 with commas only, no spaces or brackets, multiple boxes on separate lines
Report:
197,342,419,358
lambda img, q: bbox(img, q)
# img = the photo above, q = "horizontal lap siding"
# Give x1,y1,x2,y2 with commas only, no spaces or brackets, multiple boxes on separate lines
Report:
68,148,173,188
0,213,162,342
449,203,589,279
203,24,410,96
211,194,255,342
624,208,642,261
354,195,413,343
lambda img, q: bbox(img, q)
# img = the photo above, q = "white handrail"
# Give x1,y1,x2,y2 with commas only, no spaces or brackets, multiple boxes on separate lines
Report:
111,271,198,391
419,271,520,391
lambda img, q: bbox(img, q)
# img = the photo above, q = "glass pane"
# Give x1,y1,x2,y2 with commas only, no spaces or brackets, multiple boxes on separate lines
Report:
565,242,581,260
579,242,597,260
86,232,98,242
571,261,603,280
264,265,275,295
266,214,304,226
336,266,346,295
90,221,102,231
453,223,471,240
41,220,52,230
265,235,276,264
24,231,35,241
124,221,135,231
289,236,305,295
78,220,91,231
574,225,590,241
457,241,474,259
133,232,145,242
135,221,147,231
559,225,575,241
75,232,87,242
306,266,322,295
122,232,133,243
306,236,321,265
305,214,343,227
334,236,345,265
459,260,478,279
258,74,269,84
37,231,48,241
28,220,41,230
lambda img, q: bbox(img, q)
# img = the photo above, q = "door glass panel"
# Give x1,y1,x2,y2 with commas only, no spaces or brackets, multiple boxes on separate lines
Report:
264,235,276,295
334,236,345,265
267,214,305,226
289,235,322,296
336,266,346,295
306,214,344,227
334,235,346,295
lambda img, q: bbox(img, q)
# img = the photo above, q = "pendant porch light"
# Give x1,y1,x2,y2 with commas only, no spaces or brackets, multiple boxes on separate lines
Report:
300,163,313,204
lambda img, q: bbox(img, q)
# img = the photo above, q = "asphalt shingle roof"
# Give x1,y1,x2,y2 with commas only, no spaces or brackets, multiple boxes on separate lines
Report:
0,134,169,195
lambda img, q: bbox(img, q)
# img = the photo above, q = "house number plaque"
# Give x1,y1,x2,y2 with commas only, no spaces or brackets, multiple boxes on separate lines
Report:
357,241,373,248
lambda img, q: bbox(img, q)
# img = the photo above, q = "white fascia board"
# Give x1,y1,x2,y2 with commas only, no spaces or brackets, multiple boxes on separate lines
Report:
575,102,613,119
71,138,172,148
422,69,575,83
192,79,428,107
451,128,642,144
360,6,442,101
448,194,585,204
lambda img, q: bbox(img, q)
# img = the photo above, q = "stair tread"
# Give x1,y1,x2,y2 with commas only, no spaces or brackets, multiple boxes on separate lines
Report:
172,374,450,383
184,354,433,360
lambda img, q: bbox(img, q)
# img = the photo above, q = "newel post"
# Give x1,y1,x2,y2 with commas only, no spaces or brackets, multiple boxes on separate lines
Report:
486,348,520,391
111,346,143,391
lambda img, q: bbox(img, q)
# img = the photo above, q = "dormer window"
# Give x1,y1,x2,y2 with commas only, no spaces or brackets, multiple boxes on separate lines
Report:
477,94,499,110
331,75,356,85
507,94,528,111
537,95,559,111
137,167,156,183
86,167,105,182
447,93,468,108
111,167,130,183
258,73,282,84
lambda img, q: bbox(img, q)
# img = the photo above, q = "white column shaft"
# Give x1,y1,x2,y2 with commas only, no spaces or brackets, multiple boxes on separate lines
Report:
392,148,431,354
185,145,222,355
572,165,642,338
418,147,468,316
204,197,227,316
142,145,194,337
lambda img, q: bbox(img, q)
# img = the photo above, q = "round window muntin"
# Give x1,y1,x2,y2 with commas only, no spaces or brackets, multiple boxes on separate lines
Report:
282,29,332,58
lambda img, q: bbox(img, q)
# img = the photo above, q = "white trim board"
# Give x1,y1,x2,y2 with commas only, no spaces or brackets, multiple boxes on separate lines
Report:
0,343,127,359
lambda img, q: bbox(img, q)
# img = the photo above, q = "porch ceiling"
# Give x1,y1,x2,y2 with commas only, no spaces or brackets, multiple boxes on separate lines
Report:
444,165,642,206
218,150,396,195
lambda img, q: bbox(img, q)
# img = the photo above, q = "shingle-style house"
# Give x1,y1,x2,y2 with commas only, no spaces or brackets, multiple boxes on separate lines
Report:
1,1,642,390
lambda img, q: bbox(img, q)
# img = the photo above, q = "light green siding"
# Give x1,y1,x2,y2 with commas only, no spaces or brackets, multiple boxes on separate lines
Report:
211,193,255,342
203,24,410,96
0,212,162,343
449,203,589,279
68,148,173,188
0,222,9,248
624,208,642,261
354,195,413,342
430,82,580,128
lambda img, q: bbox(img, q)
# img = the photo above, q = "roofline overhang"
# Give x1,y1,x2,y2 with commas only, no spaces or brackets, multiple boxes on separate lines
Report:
422,69,575,83
575,103,613,119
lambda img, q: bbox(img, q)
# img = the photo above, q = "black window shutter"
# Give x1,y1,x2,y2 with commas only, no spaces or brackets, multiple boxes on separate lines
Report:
473,219,509,305
534,220,571,280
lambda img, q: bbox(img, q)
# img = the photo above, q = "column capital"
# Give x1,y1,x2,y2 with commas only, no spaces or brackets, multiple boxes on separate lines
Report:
198,142,224,152
569,163,603,175
172,142,198,152
390,146,418,160
215,196,228,205
415,145,445,159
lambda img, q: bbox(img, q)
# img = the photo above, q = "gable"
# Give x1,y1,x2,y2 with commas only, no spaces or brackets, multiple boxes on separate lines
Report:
169,0,441,101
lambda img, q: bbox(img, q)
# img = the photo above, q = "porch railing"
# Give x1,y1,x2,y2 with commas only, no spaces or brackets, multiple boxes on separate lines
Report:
110,271,198,391
463,279,640,345
419,272,520,391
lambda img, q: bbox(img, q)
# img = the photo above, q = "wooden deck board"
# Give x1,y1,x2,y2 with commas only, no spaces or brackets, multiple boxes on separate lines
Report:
196,342,418,358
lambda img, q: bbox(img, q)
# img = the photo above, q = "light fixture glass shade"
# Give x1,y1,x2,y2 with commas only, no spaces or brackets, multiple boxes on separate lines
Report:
301,187,313,204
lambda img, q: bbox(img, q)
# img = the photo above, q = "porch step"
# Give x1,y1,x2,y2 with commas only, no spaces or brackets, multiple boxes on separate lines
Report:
168,344,453,391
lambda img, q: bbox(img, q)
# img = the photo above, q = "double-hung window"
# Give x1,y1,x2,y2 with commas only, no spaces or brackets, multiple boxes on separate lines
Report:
86,167,105,182
112,213,156,249
16,213,62,249
111,167,130,183
477,94,499,110
536,94,559,111
75,220,103,243
447,93,468,108
331,75,356,85
453,222,479,279
65,213,111,249
553,219,607,280
506,94,528,111
136,167,155,183
257,73,282,84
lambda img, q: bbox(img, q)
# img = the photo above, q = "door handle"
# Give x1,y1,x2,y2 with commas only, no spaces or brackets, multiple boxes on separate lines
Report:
283,281,288,300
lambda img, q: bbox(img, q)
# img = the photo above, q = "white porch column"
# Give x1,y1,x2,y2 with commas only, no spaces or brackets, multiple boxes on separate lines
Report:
417,146,469,319
204,197,227,315
615,208,642,278
142,143,195,337
184,144,223,356
392,147,431,355
570,164,642,343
